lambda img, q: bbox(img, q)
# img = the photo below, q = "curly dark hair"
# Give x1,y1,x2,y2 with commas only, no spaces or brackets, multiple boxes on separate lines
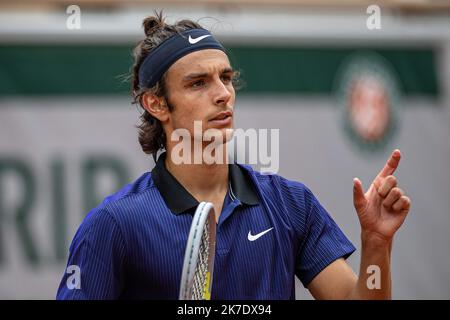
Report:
131,11,241,157
131,11,202,156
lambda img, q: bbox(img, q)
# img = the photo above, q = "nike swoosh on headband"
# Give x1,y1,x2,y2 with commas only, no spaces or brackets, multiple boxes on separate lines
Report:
139,29,224,88
188,34,211,44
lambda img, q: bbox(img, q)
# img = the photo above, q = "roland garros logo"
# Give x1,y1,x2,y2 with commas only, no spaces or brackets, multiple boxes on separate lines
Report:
335,52,401,152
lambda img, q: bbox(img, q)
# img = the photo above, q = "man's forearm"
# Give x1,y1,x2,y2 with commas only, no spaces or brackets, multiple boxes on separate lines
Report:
347,232,393,300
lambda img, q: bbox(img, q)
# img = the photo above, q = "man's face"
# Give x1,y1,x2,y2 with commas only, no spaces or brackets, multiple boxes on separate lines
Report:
163,49,236,147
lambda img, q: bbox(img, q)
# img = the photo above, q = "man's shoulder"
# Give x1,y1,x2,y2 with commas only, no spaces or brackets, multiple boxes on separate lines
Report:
101,171,156,206
84,171,161,222
72,171,161,242
236,163,310,194
237,164,315,233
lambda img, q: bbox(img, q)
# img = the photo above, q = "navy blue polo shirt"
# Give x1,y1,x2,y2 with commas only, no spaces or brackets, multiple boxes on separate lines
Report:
56,152,355,299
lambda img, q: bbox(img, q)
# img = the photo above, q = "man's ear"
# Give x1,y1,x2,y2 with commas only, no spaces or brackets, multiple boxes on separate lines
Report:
141,92,169,122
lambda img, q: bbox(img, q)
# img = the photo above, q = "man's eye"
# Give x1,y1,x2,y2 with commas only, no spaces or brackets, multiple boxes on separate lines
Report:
192,80,205,87
221,75,232,83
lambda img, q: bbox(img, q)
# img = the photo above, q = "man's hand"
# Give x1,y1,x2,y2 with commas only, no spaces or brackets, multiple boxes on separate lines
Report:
308,149,411,300
353,149,411,242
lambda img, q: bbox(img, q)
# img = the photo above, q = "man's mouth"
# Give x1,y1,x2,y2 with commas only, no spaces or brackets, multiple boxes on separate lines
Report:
210,111,233,121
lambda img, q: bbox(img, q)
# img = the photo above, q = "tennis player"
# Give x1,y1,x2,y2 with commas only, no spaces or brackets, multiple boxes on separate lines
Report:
56,12,410,300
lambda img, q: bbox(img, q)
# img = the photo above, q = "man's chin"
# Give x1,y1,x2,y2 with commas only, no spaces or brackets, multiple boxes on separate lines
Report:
203,127,234,144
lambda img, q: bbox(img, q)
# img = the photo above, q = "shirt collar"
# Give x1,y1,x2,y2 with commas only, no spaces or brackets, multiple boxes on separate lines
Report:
151,152,260,215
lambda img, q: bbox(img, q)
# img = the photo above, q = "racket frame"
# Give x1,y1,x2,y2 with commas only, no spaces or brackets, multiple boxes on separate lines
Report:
179,201,216,300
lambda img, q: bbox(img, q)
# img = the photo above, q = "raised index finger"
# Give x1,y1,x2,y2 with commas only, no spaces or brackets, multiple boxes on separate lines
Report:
377,149,402,179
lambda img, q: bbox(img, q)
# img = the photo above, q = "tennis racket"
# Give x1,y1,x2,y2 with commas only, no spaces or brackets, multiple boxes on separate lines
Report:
179,201,217,300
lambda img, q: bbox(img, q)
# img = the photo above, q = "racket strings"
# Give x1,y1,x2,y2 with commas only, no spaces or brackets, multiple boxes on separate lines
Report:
192,219,210,300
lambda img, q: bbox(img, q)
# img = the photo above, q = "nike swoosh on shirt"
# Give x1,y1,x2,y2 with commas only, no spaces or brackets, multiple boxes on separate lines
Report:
247,227,274,241
188,34,211,44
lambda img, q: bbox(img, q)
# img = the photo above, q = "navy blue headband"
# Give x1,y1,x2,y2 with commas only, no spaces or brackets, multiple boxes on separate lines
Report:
138,28,225,89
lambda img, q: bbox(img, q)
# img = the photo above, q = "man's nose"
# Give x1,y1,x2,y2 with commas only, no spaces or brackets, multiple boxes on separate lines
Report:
213,79,232,106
